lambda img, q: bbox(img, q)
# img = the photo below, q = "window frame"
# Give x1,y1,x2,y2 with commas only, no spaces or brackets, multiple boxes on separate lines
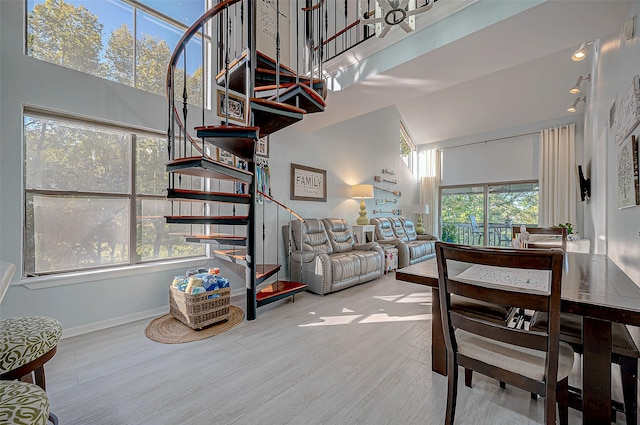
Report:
22,106,207,278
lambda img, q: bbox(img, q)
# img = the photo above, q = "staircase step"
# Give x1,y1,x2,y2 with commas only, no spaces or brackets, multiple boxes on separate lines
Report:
256,264,281,285
194,125,259,160
269,83,326,113
165,215,249,225
256,280,308,307
213,248,247,264
185,234,247,246
216,51,297,93
254,79,325,99
250,98,305,136
166,156,253,183
167,188,251,204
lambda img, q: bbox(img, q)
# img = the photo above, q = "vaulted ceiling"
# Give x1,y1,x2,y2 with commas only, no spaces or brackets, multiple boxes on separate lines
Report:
298,0,632,145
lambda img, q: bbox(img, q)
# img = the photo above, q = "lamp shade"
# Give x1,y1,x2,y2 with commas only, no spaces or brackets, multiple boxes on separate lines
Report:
409,204,429,214
351,184,374,199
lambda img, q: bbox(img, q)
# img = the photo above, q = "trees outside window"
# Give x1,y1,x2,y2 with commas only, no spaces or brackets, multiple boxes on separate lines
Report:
24,113,205,276
26,0,206,102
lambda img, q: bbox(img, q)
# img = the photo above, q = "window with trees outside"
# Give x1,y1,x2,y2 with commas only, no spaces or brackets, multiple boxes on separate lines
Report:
24,111,205,276
26,0,207,103
440,181,539,247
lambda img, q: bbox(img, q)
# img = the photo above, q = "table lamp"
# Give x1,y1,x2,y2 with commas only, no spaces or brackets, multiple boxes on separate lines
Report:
410,204,429,234
351,184,374,225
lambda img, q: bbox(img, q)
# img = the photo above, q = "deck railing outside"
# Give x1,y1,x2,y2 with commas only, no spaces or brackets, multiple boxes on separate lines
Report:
441,222,535,247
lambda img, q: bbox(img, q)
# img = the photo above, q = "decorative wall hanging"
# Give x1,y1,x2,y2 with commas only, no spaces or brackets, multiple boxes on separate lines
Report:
217,89,246,123
381,168,395,175
373,185,401,196
235,159,248,194
617,134,637,208
256,157,271,203
374,175,397,184
218,149,235,166
290,163,326,202
614,75,640,145
256,135,269,158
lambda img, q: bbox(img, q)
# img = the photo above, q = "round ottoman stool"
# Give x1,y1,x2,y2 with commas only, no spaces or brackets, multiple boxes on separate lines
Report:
0,316,62,390
0,380,50,425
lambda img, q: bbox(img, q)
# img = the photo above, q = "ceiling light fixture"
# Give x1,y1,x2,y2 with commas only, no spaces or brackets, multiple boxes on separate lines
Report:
569,74,591,94
360,0,434,38
571,41,594,61
567,96,586,113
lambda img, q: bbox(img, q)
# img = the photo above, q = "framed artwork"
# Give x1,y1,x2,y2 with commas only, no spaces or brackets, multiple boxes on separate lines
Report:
617,135,637,208
614,75,640,145
217,89,246,123
290,163,326,202
218,149,235,166
256,135,269,158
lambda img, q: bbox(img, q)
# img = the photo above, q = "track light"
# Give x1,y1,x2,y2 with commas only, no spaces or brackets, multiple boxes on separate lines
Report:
567,96,586,113
569,74,591,94
571,41,594,61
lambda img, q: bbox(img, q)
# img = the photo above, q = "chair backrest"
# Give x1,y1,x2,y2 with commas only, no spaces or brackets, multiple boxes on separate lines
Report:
370,217,396,242
389,217,409,242
0,261,16,305
290,219,333,254
321,218,355,253
469,215,480,232
512,226,567,251
399,217,418,241
435,242,565,396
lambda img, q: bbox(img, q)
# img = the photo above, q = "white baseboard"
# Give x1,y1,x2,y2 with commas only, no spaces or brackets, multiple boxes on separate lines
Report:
61,287,247,339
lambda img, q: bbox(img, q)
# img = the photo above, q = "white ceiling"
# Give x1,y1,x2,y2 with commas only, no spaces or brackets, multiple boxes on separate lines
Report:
297,0,633,145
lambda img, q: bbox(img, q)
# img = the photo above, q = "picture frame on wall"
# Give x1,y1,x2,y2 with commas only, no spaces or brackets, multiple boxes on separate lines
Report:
256,135,269,158
217,89,246,123
616,133,638,208
218,149,235,166
290,163,326,202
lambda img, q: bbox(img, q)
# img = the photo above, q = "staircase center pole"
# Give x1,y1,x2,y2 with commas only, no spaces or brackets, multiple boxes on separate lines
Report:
246,0,258,321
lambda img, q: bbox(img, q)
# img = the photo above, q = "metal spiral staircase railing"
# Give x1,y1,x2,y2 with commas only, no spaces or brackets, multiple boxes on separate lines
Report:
165,0,326,320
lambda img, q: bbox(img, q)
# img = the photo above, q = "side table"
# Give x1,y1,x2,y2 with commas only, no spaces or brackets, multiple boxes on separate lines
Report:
352,224,376,244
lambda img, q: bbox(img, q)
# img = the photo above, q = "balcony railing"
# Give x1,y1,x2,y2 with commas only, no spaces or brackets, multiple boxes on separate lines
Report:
441,222,534,247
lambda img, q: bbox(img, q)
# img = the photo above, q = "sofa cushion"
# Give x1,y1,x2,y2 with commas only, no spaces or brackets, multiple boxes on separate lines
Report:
322,218,355,253
351,250,384,276
370,217,396,242
400,217,418,241
389,217,409,242
329,252,362,283
292,219,333,254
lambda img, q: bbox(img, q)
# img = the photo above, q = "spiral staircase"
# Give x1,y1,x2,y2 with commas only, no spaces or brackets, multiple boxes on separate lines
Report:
164,0,327,320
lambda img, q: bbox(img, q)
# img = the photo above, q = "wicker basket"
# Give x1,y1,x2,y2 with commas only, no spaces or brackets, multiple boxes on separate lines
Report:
169,285,231,330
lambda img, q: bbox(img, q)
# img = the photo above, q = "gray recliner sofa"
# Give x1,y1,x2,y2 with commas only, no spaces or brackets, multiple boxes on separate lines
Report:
370,217,438,268
284,218,384,295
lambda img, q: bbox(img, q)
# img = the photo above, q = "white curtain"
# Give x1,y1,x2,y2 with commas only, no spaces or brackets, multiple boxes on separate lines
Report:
419,148,441,236
539,124,577,227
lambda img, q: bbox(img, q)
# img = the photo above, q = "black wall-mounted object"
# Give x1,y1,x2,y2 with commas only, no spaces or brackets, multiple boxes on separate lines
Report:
578,165,591,201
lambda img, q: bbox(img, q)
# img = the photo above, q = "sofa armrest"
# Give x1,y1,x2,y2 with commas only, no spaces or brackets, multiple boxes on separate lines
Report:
291,250,320,262
416,234,439,241
353,242,378,251
377,238,402,247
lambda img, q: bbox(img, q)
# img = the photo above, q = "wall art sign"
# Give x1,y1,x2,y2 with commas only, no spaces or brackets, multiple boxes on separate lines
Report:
614,75,640,145
617,134,637,208
256,135,269,158
217,89,246,123
290,163,326,202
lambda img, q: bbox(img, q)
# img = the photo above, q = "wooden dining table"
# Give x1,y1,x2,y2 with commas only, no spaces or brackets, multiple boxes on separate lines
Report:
396,252,640,425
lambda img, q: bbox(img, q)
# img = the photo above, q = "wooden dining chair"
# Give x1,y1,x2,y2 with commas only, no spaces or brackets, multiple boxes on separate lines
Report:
512,226,567,251
435,242,573,425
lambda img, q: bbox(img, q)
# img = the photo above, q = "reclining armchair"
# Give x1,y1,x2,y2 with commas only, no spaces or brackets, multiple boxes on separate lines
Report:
370,217,438,268
285,218,384,295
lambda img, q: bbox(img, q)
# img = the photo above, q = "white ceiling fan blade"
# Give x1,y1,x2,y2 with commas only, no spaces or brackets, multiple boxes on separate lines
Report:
361,16,385,25
378,24,392,38
407,0,433,16
399,20,414,33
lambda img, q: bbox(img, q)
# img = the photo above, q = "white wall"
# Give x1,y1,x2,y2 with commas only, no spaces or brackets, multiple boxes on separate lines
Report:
0,0,415,335
584,0,640,285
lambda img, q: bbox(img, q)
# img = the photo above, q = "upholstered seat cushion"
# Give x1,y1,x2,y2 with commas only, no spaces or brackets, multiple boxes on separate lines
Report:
0,380,50,425
0,317,62,374
456,329,575,381
329,253,364,283
406,240,434,260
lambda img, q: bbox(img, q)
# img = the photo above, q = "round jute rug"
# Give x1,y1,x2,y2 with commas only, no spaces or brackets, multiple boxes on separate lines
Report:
144,305,244,344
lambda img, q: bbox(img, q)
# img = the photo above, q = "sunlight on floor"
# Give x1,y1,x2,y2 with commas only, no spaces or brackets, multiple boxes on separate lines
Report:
299,291,432,327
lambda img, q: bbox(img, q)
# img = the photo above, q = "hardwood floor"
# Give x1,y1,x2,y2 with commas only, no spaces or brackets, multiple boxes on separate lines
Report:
45,273,628,424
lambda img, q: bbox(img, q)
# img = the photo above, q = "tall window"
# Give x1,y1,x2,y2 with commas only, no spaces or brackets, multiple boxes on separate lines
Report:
400,121,415,172
440,181,539,247
26,0,207,102
24,111,205,276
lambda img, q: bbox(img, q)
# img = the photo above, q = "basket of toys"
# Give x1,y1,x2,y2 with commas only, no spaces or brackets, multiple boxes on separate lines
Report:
169,268,231,330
